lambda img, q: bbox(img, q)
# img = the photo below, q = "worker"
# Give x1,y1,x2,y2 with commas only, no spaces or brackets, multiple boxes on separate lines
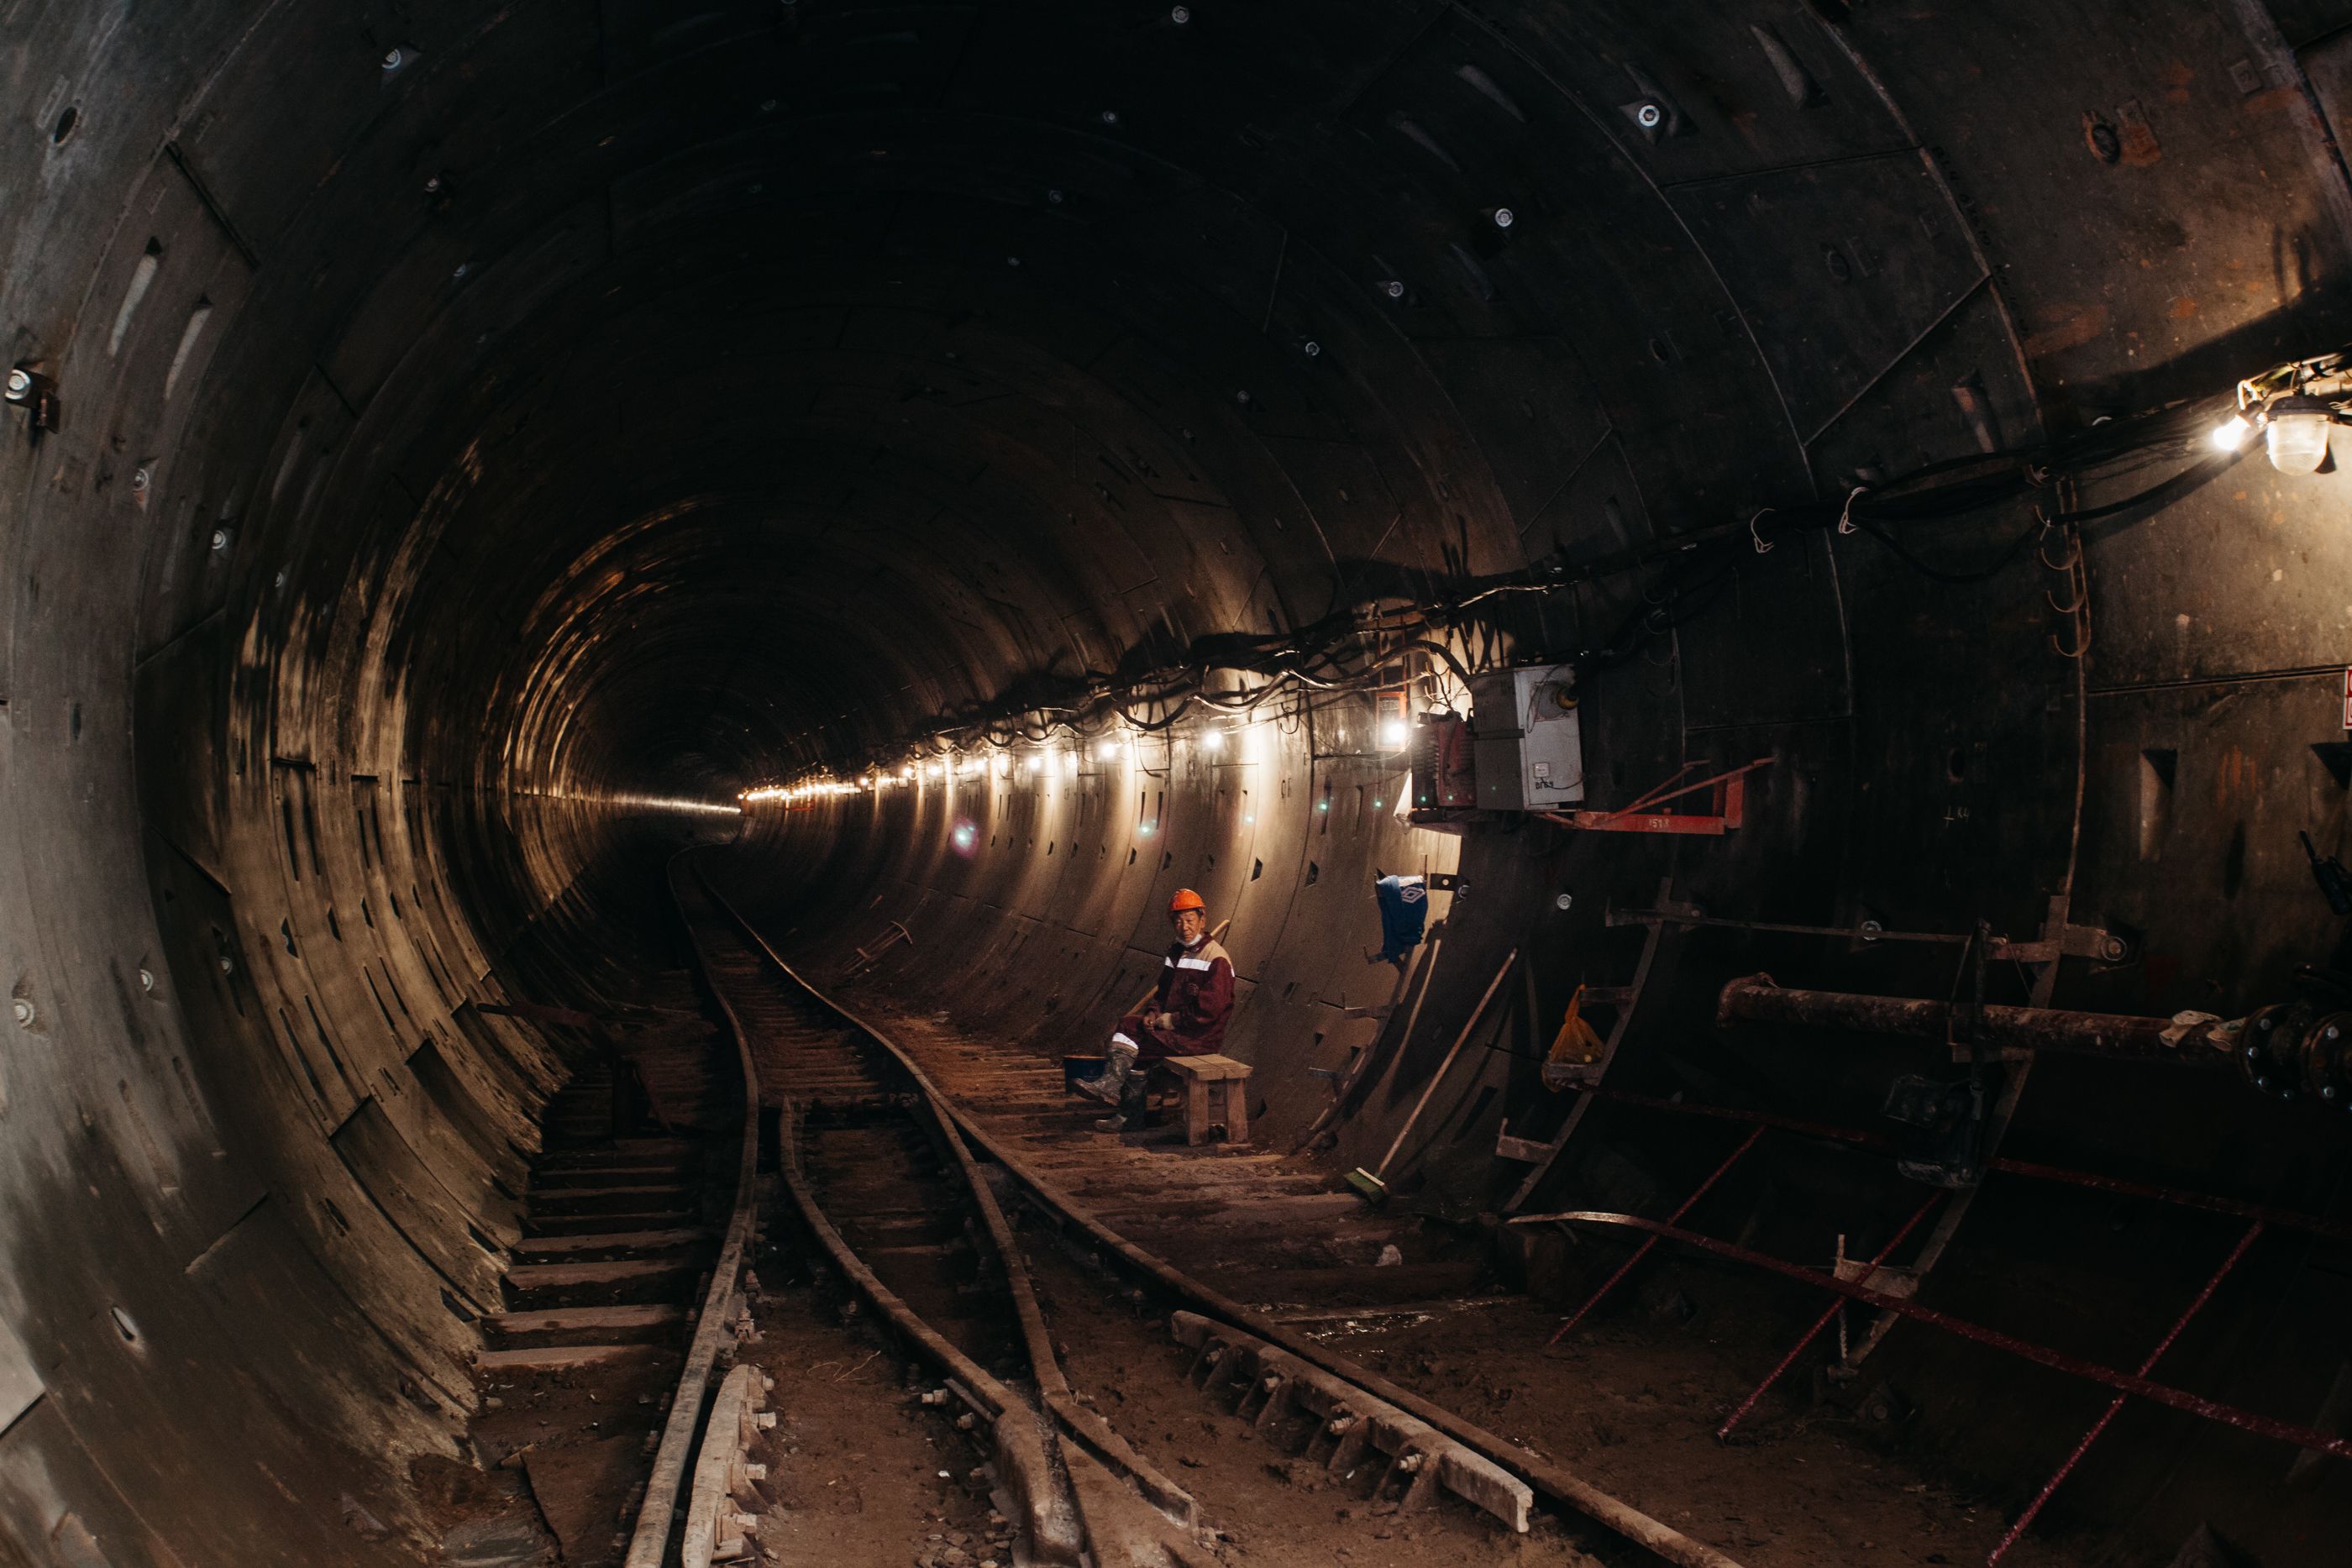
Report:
1077,888,1235,1131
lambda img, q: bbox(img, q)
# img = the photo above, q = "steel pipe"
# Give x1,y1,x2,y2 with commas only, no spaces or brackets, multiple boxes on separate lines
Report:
1716,975,2234,1068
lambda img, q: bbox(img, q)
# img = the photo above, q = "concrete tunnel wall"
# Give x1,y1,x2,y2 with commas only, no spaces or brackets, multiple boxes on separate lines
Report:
2,1,2351,1563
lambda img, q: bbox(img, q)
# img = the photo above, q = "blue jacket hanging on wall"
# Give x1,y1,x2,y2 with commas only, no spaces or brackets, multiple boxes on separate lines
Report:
1372,873,1429,965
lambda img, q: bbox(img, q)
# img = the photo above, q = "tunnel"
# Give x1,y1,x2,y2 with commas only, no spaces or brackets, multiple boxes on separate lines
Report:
3,2,2351,1565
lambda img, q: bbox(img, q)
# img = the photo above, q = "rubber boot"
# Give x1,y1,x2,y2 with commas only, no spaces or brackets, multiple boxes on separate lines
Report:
1082,1040,1139,1107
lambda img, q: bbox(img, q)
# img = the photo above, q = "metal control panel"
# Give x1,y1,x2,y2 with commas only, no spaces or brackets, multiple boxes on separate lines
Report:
1469,663,1585,811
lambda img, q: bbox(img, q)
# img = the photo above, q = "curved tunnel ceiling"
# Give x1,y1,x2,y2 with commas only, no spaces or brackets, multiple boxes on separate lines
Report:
5,2,2352,1564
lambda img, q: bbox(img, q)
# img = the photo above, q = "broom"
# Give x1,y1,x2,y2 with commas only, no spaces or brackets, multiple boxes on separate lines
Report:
1346,947,1518,1204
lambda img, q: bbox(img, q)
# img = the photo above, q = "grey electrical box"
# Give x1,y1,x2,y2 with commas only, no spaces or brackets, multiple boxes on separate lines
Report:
1469,664,1586,811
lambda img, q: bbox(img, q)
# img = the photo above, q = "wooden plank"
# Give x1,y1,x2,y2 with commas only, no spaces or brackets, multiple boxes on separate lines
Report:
513,1228,708,1258
1159,1054,1251,1080
507,1258,694,1289
485,1305,685,1346
476,1344,664,1372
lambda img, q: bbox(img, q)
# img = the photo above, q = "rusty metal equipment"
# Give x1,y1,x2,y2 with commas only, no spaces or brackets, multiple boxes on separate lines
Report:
1511,1068,2352,1545
1714,1193,1945,1441
681,1363,778,1568
1517,1209,2345,1466
1983,1222,2265,1565
1170,1312,1535,1531
1546,1125,1763,1344
2233,991,2352,1107
844,919,913,976
1408,713,1476,811
1715,974,2237,1068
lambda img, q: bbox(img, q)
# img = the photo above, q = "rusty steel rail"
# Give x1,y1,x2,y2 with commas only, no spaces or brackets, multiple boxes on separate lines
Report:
681,1364,777,1568
680,874,1210,1567
621,860,769,1568
696,872,1750,1568
1716,973,2235,1068
769,1097,1084,1560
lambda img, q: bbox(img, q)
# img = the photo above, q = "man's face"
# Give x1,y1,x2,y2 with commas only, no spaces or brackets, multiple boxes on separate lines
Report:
1173,908,1208,945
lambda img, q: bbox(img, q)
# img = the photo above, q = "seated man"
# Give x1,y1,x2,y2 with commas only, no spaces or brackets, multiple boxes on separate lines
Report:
1078,888,1234,1131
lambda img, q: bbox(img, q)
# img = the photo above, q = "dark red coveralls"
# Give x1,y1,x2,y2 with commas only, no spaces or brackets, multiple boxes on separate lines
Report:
1112,936,1236,1061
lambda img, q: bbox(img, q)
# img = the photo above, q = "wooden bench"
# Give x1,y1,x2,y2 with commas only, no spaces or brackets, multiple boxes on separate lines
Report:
1156,1054,1252,1146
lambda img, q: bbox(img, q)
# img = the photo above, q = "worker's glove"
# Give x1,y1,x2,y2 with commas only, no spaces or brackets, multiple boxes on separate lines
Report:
1148,1012,1175,1031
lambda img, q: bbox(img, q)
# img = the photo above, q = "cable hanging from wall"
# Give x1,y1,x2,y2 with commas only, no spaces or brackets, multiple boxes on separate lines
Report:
780,357,2312,794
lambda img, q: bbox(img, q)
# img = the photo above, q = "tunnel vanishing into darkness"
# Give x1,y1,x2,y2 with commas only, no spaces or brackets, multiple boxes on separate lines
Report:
5,2,2352,1564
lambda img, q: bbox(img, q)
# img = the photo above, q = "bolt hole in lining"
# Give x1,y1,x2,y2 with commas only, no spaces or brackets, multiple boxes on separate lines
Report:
50,104,76,144
109,1307,140,1346
1947,747,1969,782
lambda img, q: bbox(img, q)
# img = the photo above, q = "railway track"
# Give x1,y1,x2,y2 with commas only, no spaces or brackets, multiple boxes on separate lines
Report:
454,941,758,1568
636,859,1752,1568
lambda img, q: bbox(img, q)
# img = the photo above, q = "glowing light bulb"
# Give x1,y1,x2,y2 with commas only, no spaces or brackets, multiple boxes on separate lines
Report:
1201,729,1225,753
1099,739,1121,761
2211,412,2253,451
2265,396,2334,474
1380,719,1409,749
1026,754,1044,774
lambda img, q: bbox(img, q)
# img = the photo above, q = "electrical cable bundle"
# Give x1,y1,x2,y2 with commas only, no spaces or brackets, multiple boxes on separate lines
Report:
826,370,2273,784
1577,385,2249,674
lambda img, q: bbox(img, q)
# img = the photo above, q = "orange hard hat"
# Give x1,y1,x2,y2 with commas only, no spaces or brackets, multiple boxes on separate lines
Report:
1168,888,1206,915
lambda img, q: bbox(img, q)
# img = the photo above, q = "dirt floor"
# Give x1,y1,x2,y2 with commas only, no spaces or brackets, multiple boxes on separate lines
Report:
739,1260,1015,1568
1269,1288,2097,1568
422,949,2124,1568
1025,1230,1612,1566
838,994,2117,1568
1015,1221,2101,1568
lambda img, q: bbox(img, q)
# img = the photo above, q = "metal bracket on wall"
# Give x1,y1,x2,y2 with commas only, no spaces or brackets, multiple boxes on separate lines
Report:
1843,894,2076,1371
1541,757,1772,836
1987,904,2130,966
3,366,60,436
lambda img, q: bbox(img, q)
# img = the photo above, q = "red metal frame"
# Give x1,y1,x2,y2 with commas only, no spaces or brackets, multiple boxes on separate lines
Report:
1519,1079,2351,1550
1541,757,1773,836
1714,1192,1945,1440
1985,1221,2265,1565
1547,1125,1762,1344
1541,1209,2344,1460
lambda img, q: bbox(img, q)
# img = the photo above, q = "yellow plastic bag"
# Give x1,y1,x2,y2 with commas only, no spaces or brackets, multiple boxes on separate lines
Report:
1541,984,1606,1092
